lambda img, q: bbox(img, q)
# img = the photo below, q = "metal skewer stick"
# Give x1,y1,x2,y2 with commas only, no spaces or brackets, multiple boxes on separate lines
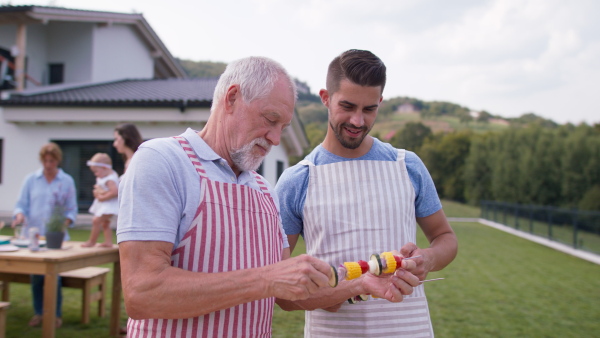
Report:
419,277,445,284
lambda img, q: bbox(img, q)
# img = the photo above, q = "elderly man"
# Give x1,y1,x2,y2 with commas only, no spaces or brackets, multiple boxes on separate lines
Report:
117,56,333,336
276,49,458,337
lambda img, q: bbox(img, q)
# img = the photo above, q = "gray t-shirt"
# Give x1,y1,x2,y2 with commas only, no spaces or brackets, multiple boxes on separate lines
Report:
117,128,288,249
275,138,442,236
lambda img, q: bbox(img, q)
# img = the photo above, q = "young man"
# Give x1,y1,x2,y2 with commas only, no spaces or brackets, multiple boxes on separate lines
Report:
117,56,333,336
276,49,458,337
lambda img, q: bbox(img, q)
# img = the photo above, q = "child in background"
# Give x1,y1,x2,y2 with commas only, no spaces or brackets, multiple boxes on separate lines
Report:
82,153,119,248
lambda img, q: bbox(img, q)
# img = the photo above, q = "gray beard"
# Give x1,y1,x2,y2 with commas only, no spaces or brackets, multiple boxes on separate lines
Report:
230,138,271,172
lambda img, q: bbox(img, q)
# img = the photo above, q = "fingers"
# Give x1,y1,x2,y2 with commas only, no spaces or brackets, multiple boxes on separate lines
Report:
268,255,333,301
401,258,416,270
393,269,419,290
306,255,335,287
11,214,24,227
399,242,418,258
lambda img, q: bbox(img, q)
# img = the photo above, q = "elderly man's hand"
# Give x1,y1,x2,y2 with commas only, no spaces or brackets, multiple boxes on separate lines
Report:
262,254,333,301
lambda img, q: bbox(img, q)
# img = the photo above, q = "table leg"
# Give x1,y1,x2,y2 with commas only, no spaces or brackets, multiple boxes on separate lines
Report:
110,261,122,337
42,272,58,338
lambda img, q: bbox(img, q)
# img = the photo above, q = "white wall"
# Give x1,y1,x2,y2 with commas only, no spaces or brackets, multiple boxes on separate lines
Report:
1,21,155,87
0,106,289,212
24,24,50,86
262,143,288,186
47,22,94,84
92,24,154,82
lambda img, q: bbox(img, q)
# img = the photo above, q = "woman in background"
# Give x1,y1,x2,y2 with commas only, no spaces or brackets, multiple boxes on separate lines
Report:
111,123,142,335
113,123,143,173
12,142,77,328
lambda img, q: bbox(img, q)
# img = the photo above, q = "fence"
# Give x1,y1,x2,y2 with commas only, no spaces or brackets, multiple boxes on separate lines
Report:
480,201,600,255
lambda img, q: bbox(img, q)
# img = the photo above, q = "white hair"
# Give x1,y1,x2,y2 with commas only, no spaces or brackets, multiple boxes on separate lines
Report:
212,56,297,111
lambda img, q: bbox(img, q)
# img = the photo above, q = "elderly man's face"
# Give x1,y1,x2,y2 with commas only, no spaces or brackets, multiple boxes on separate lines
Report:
229,77,294,172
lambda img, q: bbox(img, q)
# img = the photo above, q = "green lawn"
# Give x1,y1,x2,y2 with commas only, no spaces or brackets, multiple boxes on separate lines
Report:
3,205,599,338
441,199,482,218
273,219,600,337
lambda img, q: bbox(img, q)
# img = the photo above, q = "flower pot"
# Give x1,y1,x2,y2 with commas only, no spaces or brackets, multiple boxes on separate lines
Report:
46,231,65,249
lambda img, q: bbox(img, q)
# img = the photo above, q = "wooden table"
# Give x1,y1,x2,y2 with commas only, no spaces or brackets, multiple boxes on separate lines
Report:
0,241,121,338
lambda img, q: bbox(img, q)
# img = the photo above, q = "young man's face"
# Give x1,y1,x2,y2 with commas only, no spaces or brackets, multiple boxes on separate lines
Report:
321,79,382,150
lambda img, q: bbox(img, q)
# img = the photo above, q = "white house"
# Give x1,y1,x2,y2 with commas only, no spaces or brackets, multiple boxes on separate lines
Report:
0,5,308,213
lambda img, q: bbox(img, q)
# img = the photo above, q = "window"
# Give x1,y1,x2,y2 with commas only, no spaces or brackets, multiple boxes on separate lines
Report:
54,140,124,212
0,48,15,90
48,63,64,84
276,160,284,182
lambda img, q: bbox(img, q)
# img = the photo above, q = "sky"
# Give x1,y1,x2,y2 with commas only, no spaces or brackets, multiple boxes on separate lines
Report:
4,0,599,124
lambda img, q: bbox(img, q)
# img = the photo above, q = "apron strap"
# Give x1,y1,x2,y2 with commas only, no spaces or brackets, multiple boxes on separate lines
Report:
396,148,406,162
173,136,208,179
298,159,315,166
251,171,272,196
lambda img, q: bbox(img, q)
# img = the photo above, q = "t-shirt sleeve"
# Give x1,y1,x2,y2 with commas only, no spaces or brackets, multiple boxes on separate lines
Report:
405,151,442,218
262,180,289,249
275,164,310,236
116,145,183,244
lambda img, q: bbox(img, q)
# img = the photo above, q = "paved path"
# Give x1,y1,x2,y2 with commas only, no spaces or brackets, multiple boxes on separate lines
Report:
448,217,600,265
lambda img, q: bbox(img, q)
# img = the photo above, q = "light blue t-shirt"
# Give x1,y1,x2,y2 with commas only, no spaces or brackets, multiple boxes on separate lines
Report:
275,138,442,236
116,128,288,249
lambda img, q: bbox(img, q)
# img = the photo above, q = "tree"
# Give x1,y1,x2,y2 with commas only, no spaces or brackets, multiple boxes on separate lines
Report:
177,59,226,78
463,133,494,204
389,122,432,152
420,130,472,202
477,110,492,123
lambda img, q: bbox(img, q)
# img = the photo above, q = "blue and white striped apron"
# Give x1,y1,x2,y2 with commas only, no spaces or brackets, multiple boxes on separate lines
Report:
301,149,434,337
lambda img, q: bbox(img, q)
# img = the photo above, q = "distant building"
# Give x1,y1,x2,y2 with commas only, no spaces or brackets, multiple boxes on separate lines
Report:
489,118,510,126
0,5,308,213
397,103,416,114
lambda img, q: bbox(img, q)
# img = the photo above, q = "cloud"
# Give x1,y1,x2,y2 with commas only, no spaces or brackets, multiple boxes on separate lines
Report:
6,0,600,123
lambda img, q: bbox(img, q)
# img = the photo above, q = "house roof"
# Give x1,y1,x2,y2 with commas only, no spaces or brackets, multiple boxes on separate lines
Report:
0,5,186,79
0,78,217,109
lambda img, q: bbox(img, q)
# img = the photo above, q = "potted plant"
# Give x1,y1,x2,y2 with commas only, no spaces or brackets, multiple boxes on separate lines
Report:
45,203,67,249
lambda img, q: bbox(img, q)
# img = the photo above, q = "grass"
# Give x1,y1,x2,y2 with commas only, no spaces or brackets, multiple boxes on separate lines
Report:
441,199,482,218
372,112,510,139
272,203,600,337
3,201,599,337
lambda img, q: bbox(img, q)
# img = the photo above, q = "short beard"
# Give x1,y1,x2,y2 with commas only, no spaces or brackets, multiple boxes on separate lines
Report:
331,121,370,149
230,138,271,172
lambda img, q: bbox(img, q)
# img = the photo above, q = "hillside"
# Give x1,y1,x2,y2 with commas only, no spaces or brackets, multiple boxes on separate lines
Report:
177,58,559,140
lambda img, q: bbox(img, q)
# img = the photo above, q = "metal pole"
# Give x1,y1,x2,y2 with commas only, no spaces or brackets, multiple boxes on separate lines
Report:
15,23,27,92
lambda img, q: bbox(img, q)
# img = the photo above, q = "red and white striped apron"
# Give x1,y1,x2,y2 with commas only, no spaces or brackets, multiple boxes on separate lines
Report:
127,135,283,337
302,149,434,337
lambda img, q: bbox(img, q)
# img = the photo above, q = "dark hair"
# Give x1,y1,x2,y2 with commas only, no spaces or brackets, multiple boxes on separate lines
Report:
115,123,143,152
326,49,386,95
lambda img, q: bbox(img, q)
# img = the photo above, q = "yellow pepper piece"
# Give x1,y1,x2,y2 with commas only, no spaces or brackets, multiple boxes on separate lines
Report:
380,252,397,274
343,262,362,280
